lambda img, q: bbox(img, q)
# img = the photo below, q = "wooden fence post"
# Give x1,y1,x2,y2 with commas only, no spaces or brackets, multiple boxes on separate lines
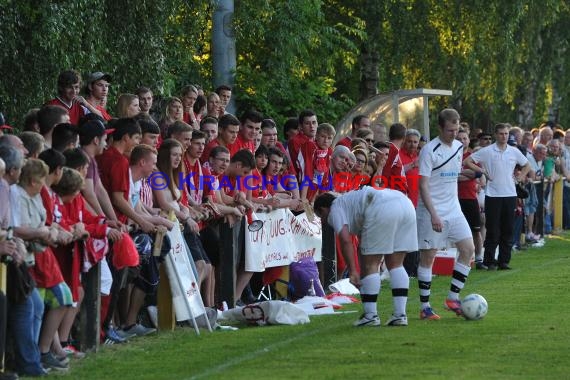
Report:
157,264,175,331
320,223,337,288
80,262,100,352
217,221,242,307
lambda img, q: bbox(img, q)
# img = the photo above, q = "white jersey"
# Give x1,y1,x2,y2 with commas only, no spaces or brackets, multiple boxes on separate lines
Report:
328,186,407,235
417,137,463,218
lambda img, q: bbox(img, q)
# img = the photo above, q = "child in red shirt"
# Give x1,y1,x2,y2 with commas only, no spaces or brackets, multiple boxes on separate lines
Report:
300,123,335,203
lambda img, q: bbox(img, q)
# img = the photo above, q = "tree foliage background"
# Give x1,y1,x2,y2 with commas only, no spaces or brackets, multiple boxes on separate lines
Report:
0,0,569,131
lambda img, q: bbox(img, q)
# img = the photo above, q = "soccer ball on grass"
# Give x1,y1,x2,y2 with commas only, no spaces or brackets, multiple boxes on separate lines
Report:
461,293,488,320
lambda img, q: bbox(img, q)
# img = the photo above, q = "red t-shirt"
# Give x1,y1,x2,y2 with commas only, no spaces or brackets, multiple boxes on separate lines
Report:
220,175,239,198
40,186,57,226
399,148,419,207
335,136,352,148
251,168,268,199
201,139,220,164
46,98,85,126
201,138,241,163
96,105,112,121
458,151,478,200
96,146,130,223
382,142,408,194
234,134,255,154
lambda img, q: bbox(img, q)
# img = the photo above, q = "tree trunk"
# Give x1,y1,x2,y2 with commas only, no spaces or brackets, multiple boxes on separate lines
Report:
517,81,537,129
359,0,382,101
359,46,379,101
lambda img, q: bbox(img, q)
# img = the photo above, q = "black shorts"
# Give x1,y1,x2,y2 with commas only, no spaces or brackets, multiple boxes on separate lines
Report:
133,255,160,295
183,227,211,264
200,224,221,267
459,198,481,230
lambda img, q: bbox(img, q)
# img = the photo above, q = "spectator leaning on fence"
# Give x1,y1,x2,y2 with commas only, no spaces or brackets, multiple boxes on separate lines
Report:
2,148,48,376
525,144,546,242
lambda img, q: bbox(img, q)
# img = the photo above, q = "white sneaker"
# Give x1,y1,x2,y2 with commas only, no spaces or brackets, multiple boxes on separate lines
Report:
124,323,157,337
385,314,408,326
147,306,158,328
115,328,137,340
353,314,381,327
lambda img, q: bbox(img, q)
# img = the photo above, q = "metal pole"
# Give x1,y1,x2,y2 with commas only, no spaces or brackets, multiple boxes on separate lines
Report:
423,96,430,141
212,0,237,115
392,93,399,125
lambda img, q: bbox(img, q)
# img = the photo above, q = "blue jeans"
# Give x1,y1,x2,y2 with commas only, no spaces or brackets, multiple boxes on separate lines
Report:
512,213,524,247
8,287,45,376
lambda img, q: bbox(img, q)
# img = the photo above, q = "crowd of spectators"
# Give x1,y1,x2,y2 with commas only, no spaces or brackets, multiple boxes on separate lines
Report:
0,68,565,377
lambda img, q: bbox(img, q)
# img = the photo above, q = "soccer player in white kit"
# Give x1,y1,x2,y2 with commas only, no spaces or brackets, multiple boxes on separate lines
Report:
314,187,418,326
416,108,475,320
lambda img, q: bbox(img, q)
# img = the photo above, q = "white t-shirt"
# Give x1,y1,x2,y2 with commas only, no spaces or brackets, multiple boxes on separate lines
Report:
470,144,528,197
9,184,22,227
417,137,463,218
128,169,142,209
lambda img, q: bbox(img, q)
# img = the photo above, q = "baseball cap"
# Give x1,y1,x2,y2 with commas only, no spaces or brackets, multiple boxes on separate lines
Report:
78,119,114,141
86,72,112,85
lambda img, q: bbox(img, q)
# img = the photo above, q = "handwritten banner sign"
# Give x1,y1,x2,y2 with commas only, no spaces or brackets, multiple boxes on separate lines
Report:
245,210,322,272
164,223,207,322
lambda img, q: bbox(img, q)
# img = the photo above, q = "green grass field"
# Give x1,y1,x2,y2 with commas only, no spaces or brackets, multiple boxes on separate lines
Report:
59,234,570,380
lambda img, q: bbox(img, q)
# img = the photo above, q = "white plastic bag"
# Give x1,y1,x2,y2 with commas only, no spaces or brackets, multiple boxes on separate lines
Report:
328,278,360,295
222,300,310,326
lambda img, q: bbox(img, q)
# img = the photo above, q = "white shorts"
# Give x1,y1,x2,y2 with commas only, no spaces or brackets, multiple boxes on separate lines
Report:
100,257,113,295
360,192,418,255
416,207,472,250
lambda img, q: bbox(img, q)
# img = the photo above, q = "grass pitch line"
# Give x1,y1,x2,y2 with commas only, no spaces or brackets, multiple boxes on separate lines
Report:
186,317,347,380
